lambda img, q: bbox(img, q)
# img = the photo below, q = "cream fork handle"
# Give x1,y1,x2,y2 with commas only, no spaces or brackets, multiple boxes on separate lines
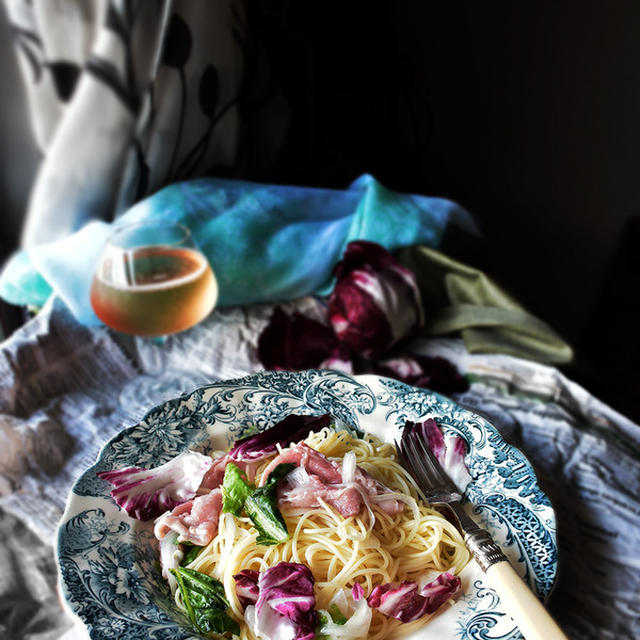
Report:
485,560,568,640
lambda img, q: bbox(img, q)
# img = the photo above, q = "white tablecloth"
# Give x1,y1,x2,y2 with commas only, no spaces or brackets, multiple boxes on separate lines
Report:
1,297,638,639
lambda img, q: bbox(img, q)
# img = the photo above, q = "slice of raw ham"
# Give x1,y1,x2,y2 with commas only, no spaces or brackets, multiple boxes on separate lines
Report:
200,455,230,490
154,488,223,546
201,454,261,490
262,443,403,518
278,469,363,517
353,467,404,515
259,443,342,486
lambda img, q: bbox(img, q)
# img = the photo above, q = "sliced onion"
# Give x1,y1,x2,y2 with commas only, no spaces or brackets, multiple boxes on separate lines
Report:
284,466,311,488
159,531,183,592
341,451,357,484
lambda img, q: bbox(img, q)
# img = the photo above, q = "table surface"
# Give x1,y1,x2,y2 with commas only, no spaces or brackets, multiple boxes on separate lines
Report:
1,297,638,640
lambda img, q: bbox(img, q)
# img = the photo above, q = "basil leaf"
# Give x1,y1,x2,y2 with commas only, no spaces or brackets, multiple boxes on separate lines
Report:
222,462,254,515
169,567,239,636
245,463,294,546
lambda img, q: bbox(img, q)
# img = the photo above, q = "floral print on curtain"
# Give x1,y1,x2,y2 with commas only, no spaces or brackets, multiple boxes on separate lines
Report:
4,0,289,247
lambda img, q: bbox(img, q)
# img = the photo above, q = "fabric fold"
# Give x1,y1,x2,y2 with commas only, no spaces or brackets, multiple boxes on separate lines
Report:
0,175,479,326
400,245,573,364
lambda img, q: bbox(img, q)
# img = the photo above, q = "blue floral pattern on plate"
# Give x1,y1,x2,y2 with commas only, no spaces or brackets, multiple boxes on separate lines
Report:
57,370,557,639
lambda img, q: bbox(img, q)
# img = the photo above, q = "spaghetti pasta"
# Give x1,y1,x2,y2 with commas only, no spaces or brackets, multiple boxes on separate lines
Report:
175,427,470,640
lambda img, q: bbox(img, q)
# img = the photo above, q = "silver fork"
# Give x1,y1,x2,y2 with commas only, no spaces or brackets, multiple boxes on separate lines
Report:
397,423,568,640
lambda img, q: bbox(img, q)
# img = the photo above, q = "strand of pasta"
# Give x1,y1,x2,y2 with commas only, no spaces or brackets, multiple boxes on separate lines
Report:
176,427,469,640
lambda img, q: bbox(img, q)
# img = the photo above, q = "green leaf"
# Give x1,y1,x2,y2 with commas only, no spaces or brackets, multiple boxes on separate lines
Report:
317,611,330,626
222,462,254,515
180,543,203,566
171,568,197,626
316,611,331,640
245,463,295,546
194,607,240,636
315,604,349,640
328,603,348,625
264,463,296,487
174,567,229,608
245,487,289,545
169,567,239,635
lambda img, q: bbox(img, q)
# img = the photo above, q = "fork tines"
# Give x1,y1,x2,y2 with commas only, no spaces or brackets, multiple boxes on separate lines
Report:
397,423,462,505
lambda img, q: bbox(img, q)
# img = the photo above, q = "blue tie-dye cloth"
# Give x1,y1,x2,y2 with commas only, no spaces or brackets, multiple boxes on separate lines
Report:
0,175,478,326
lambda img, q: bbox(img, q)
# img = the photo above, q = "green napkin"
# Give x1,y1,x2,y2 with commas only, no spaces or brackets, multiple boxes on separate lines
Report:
400,245,574,364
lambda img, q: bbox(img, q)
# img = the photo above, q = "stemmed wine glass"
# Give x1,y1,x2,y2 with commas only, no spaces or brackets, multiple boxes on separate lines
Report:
90,221,218,336
90,221,219,416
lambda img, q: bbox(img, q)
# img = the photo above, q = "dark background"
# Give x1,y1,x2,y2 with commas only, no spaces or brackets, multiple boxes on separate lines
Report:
1,0,638,420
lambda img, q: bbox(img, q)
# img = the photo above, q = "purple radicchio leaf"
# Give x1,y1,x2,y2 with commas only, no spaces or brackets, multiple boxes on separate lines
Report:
414,418,446,462
352,582,365,601
97,451,212,520
245,562,317,640
233,570,260,609
405,419,472,493
374,354,469,396
367,572,461,623
229,413,332,462
257,305,351,371
442,433,472,492
327,241,424,359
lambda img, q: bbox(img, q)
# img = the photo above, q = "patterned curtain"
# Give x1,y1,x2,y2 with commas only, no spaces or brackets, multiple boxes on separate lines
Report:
4,0,289,247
